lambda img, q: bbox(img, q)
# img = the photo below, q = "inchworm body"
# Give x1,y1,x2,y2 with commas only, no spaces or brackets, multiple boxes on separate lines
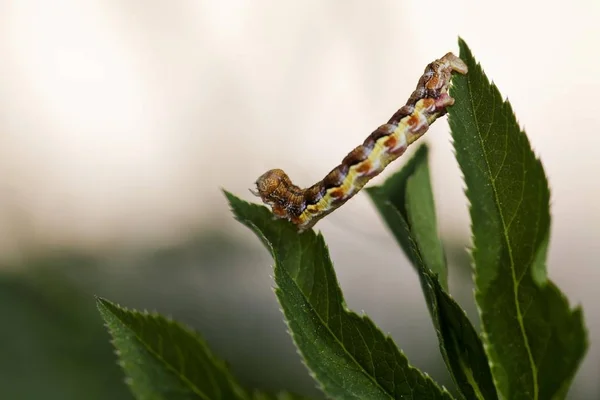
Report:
252,52,467,232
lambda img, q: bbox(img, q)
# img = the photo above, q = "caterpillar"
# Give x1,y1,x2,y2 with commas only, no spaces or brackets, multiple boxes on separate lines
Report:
251,52,468,232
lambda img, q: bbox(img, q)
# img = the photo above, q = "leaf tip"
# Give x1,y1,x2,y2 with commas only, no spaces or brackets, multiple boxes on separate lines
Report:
222,189,240,211
457,37,473,59
96,296,112,316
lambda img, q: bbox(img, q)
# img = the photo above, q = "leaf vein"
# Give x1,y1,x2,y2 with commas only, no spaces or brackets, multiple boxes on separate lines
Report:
466,74,539,400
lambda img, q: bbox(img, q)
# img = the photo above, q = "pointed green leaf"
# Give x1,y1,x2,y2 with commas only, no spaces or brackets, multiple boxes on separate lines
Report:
367,145,497,400
447,38,588,399
97,298,248,400
226,191,453,400
366,146,447,288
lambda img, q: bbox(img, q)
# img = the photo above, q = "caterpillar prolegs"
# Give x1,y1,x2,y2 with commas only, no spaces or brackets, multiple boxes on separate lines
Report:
252,52,468,232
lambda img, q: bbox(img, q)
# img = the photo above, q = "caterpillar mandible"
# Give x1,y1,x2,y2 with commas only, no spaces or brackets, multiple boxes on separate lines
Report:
251,52,468,232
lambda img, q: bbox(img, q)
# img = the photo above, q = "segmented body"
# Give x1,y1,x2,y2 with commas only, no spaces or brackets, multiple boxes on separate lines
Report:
252,52,468,232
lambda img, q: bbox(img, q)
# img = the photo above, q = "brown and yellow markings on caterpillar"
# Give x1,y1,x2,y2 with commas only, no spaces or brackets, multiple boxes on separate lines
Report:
251,52,468,232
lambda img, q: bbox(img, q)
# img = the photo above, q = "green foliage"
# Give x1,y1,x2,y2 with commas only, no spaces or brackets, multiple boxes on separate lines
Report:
227,192,451,400
98,298,246,400
98,298,309,400
448,38,588,400
95,39,587,400
367,145,497,400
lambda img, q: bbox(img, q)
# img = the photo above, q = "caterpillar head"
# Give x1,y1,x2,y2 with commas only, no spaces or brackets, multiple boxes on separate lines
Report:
250,169,291,205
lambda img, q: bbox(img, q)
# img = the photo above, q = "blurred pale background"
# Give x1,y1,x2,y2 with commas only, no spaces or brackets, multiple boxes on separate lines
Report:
0,1,598,399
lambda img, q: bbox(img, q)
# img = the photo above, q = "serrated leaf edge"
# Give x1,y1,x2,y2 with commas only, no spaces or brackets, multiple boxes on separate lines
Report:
450,37,588,400
456,41,542,399
225,191,454,400
97,297,247,400
367,143,499,400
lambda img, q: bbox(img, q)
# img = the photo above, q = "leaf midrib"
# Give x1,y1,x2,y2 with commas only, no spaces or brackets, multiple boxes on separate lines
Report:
270,226,396,400
465,75,539,399
105,306,218,400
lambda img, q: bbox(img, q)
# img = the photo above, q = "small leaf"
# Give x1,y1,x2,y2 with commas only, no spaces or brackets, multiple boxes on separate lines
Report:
97,298,247,400
366,146,447,288
367,145,497,400
226,191,453,400
448,38,588,399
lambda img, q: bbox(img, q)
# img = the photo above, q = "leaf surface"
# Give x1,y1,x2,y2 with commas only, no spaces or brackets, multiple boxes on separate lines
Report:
98,298,248,400
227,191,452,400
447,38,587,399
367,145,497,400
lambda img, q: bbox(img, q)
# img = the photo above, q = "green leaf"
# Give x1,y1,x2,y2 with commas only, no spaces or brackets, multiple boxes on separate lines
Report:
226,191,453,400
367,145,497,400
367,146,447,288
97,298,248,400
447,38,588,399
